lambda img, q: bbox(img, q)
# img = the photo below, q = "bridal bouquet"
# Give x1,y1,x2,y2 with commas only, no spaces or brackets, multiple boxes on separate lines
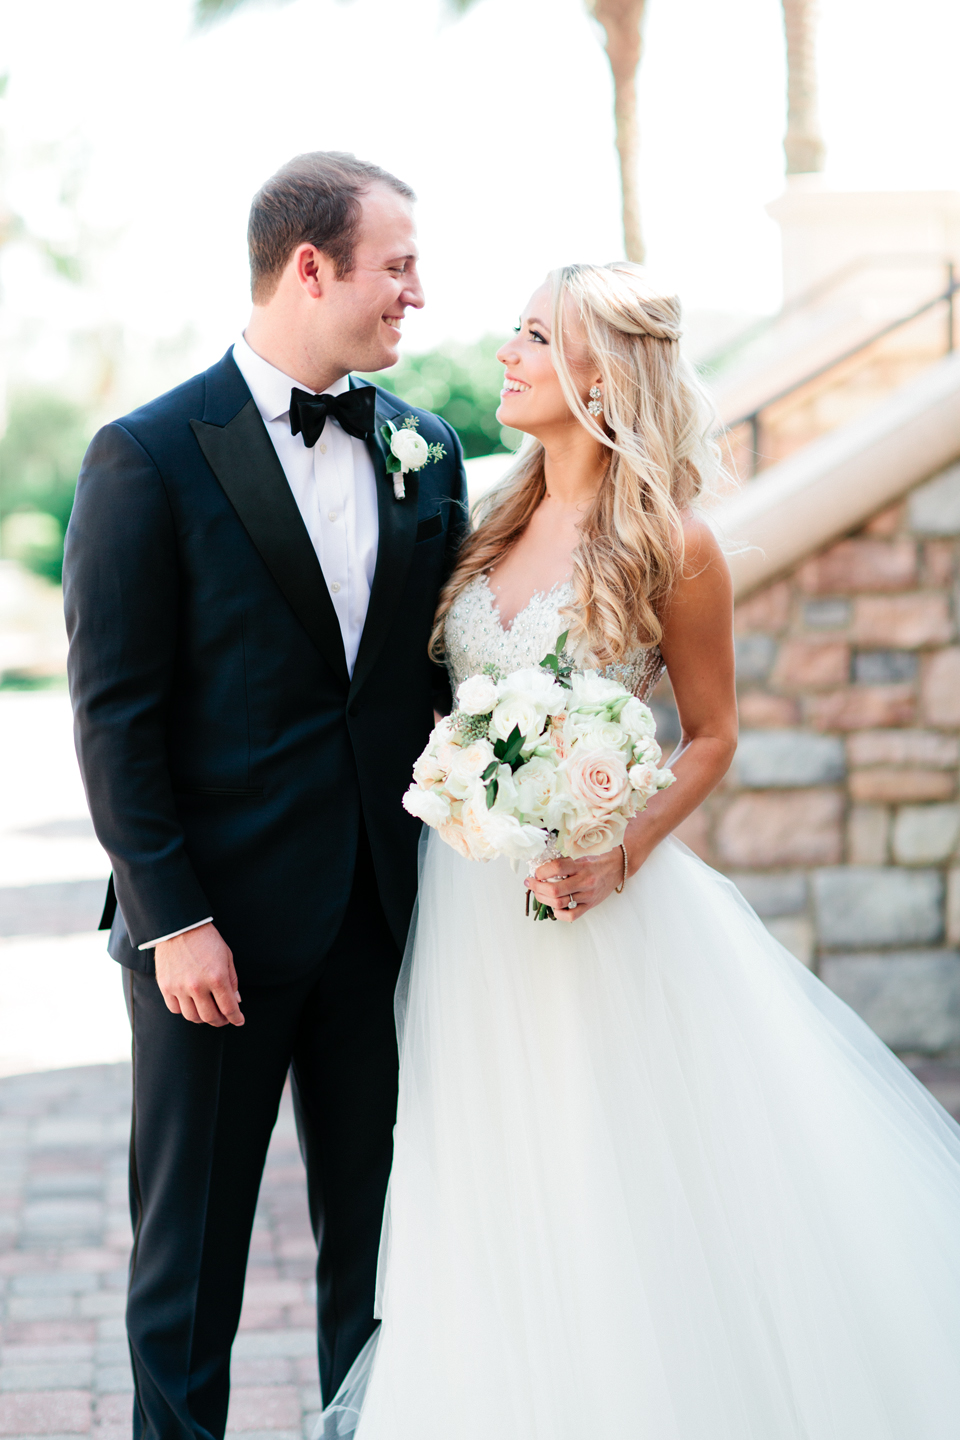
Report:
402,633,675,917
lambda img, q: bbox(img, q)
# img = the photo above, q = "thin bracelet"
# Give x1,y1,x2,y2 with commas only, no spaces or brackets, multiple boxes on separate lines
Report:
615,843,628,893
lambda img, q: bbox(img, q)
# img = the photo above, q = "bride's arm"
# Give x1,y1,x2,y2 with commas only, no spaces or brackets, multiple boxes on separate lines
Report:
526,515,737,920
623,514,738,869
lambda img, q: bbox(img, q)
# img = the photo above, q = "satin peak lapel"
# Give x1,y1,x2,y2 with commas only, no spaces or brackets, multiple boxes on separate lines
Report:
349,389,420,701
190,399,350,689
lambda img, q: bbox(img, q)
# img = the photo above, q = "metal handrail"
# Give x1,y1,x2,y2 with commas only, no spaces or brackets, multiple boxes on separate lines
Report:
725,264,957,475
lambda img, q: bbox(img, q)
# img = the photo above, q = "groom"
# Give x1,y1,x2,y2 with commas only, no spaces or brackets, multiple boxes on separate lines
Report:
64,152,467,1438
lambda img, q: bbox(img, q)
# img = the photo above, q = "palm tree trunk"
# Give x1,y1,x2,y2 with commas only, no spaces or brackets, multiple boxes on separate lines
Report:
782,0,825,174
590,0,647,263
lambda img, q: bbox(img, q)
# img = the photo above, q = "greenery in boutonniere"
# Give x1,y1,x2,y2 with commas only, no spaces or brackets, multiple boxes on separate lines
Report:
381,415,446,474
380,415,447,499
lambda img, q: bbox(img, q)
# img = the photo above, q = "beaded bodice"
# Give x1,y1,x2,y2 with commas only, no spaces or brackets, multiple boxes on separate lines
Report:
444,575,666,703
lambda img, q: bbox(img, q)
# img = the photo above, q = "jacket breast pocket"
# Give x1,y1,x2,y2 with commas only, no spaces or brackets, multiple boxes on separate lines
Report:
415,511,443,543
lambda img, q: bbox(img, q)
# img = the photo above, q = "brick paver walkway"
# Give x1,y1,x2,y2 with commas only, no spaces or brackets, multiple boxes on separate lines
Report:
0,1063,319,1440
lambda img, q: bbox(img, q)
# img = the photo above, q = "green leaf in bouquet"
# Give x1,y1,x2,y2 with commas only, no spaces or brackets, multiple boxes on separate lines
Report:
485,777,499,809
498,725,526,767
539,631,574,687
481,761,499,781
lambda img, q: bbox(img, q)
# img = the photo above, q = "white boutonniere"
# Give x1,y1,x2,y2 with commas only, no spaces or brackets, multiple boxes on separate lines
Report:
380,415,447,500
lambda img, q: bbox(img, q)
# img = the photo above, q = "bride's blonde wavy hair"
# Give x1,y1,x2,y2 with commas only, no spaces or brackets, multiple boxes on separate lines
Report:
430,262,721,664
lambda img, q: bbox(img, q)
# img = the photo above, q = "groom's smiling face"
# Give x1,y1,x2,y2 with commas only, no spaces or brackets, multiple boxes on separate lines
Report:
319,183,424,374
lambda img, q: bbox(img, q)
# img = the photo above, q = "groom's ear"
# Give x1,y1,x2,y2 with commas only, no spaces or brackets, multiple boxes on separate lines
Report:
291,243,336,301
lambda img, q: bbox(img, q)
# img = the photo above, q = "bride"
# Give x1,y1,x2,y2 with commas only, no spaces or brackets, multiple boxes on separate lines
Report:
322,262,960,1436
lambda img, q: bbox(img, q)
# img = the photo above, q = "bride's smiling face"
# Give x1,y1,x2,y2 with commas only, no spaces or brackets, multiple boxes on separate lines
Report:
495,282,596,440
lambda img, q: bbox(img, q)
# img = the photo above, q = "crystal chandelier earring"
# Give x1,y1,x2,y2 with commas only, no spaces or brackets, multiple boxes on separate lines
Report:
587,385,603,418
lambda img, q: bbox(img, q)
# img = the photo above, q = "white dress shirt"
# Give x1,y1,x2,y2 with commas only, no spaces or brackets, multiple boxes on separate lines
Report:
232,332,379,676
139,335,380,951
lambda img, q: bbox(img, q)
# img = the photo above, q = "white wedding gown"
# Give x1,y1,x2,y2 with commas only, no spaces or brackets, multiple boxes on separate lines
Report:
320,578,960,1438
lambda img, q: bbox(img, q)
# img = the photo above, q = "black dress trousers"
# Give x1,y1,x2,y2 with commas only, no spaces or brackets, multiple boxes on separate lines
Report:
124,827,401,1440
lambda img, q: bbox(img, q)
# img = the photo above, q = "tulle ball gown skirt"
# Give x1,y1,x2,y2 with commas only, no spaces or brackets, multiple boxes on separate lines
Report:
323,834,960,1439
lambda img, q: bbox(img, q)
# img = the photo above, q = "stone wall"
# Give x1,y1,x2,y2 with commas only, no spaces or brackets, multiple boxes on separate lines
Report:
656,459,960,1054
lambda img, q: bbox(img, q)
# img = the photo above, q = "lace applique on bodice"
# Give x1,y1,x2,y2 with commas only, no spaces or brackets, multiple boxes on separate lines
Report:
444,575,666,703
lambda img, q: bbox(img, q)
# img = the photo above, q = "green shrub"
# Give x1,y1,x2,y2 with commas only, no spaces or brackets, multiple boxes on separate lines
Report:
0,342,521,587
0,390,93,584
363,335,521,459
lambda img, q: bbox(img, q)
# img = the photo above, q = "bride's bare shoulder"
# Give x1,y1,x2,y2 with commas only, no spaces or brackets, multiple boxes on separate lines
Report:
661,511,732,624
680,510,727,570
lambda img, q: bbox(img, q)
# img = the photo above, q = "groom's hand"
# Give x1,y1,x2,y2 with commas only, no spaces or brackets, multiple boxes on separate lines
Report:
154,923,244,1027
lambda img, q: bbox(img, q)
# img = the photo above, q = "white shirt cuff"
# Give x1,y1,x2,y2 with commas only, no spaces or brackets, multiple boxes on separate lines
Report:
138,918,213,951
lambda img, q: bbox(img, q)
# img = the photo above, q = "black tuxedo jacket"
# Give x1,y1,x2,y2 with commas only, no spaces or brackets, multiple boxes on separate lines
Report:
64,348,467,982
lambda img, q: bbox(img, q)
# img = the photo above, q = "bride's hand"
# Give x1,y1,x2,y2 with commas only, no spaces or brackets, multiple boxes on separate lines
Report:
525,847,627,922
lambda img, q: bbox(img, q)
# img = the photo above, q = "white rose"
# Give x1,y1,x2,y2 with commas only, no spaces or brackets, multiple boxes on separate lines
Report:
435,818,472,859
492,764,520,812
429,714,455,745
497,667,568,718
489,697,543,745
486,813,548,862
513,756,559,824
656,766,676,790
628,762,659,796
456,673,499,716
437,743,463,777
390,428,430,470
559,808,628,859
620,697,657,740
402,784,451,827
445,738,496,798
569,671,628,709
413,751,447,787
541,775,583,831
632,735,662,765
565,715,631,754
463,797,547,862
459,785,501,861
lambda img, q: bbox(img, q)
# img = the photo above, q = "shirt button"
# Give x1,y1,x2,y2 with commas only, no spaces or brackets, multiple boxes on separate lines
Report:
328,510,338,522
319,443,327,454
331,582,341,593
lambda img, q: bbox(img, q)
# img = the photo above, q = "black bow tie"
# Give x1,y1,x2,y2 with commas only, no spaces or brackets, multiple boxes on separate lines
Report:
288,385,377,447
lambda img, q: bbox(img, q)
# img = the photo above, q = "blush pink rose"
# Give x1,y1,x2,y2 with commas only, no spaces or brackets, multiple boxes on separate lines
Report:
437,819,474,860
549,714,569,760
563,748,631,814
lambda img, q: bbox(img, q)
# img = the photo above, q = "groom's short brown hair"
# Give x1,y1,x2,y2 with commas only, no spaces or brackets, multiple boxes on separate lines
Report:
248,151,416,304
